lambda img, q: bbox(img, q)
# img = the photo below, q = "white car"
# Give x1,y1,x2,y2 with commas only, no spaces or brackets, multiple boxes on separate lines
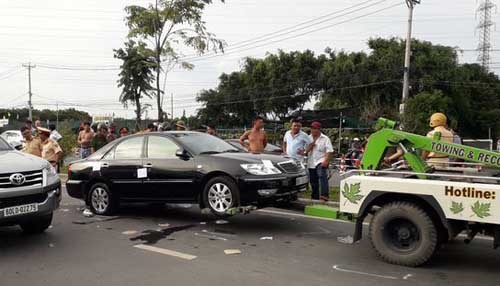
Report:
0,130,23,148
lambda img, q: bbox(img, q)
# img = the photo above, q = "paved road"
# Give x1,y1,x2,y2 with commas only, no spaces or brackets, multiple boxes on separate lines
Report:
1,188,500,286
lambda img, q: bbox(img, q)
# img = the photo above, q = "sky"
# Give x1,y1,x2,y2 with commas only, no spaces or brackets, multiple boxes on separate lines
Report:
0,0,498,120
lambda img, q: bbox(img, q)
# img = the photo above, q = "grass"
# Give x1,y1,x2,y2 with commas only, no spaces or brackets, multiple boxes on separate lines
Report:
299,186,340,202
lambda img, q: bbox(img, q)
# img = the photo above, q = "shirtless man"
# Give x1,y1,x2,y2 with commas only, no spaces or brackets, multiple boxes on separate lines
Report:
77,122,94,159
239,116,267,153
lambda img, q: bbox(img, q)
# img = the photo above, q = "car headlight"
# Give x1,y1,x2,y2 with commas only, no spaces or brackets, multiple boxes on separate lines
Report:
241,163,282,175
45,164,57,176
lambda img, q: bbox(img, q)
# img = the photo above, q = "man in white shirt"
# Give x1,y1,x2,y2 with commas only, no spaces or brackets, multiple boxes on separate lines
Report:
305,121,334,201
282,118,312,162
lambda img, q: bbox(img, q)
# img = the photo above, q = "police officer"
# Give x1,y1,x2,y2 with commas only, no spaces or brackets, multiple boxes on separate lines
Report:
422,113,454,168
38,127,63,169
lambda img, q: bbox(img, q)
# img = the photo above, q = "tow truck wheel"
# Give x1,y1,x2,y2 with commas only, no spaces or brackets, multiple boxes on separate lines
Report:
20,213,53,234
369,201,437,267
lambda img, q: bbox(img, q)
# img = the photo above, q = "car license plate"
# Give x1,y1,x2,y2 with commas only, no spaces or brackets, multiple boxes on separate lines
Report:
4,203,38,217
296,176,309,186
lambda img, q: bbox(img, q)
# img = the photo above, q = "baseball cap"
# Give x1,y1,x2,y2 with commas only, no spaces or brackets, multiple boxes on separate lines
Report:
311,121,322,129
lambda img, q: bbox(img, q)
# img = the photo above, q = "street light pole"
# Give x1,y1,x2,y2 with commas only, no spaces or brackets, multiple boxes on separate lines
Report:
400,0,420,115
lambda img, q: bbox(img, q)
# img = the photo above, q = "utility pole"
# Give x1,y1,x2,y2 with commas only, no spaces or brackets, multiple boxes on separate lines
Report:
400,0,420,115
22,63,36,121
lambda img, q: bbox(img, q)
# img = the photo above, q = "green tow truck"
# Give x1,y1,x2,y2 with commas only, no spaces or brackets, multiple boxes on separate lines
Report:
340,118,500,266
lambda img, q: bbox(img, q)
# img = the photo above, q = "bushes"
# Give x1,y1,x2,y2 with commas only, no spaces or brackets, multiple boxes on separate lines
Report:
58,122,78,159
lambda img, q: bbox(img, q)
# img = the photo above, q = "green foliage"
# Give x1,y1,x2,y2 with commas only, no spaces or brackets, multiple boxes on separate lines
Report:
342,183,363,205
124,0,225,121
450,201,464,214
196,50,324,126
471,201,491,218
402,90,452,134
58,121,77,159
0,108,90,122
196,37,500,138
114,40,156,131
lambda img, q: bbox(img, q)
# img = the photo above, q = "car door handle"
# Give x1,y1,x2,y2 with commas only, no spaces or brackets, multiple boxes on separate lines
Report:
101,163,109,168
143,163,153,168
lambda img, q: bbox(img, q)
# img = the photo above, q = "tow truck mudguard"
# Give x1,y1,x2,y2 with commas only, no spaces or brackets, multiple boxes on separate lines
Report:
352,191,451,242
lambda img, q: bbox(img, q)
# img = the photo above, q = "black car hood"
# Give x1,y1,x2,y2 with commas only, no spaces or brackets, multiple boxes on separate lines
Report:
0,150,48,173
209,152,291,164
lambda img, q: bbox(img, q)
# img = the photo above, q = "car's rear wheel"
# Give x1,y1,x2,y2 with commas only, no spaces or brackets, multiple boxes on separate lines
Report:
20,213,53,234
203,176,240,217
88,183,117,216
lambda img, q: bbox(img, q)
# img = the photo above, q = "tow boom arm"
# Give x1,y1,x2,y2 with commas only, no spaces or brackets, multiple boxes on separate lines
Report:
362,118,500,175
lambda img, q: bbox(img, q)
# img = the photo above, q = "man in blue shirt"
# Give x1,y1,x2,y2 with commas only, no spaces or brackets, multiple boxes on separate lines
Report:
282,118,312,162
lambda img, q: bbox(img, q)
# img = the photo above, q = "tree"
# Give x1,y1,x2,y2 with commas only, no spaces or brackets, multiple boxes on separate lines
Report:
196,50,324,125
124,0,225,122
402,90,452,134
114,40,156,131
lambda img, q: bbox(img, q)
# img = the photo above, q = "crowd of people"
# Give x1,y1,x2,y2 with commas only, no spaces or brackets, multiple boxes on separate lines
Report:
20,120,63,170
239,116,334,202
76,120,189,159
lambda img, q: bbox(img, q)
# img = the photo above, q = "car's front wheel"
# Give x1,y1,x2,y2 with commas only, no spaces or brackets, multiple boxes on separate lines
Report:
203,176,240,217
88,183,117,216
20,213,53,234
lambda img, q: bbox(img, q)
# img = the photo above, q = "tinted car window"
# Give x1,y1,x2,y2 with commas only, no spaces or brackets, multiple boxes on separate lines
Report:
173,133,238,155
114,137,143,159
147,136,178,159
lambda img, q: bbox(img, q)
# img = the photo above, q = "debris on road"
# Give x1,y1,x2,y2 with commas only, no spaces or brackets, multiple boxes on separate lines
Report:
82,209,94,217
260,236,273,240
48,243,55,248
194,232,228,241
224,249,241,255
200,222,207,225
158,223,170,227
201,208,211,215
337,235,354,244
215,220,229,225
122,230,139,235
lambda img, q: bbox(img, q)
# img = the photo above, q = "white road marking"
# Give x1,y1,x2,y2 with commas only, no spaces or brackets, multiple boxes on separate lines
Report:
134,244,197,260
257,209,369,225
332,265,410,280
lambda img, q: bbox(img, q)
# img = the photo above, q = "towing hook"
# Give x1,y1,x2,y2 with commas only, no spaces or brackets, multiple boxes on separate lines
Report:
464,229,478,244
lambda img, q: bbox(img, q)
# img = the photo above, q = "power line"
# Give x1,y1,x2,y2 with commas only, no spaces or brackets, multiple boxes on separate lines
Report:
181,0,395,61
184,2,404,63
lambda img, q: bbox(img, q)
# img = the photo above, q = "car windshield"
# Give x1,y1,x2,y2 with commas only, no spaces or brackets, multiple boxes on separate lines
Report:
173,133,239,155
0,137,13,151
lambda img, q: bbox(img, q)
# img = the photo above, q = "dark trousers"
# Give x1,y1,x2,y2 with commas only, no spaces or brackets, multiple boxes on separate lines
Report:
309,164,329,200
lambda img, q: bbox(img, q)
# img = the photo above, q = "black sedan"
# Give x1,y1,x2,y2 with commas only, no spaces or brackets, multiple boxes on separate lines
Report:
66,132,308,216
225,139,283,154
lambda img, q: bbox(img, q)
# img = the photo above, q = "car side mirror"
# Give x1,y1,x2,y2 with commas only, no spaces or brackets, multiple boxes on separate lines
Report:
176,149,189,159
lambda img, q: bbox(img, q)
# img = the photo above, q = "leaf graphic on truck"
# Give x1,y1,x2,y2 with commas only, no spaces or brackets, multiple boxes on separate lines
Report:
450,201,464,214
471,201,491,218
342,183,363,205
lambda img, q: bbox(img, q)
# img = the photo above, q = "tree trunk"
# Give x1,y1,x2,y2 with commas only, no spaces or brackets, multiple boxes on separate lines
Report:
155,55,163,122
135,92,142,132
